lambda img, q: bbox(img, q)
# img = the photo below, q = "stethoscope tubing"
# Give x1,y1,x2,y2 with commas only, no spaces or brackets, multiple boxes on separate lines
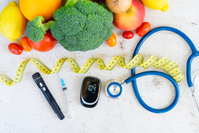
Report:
132,26,197,56
131,26,198,113
187,53,199,87
132,26,198,88
125,71,180,113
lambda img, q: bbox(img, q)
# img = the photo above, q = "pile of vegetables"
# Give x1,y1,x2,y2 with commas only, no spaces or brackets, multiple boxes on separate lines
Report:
26,0,114,52
0,0,160,55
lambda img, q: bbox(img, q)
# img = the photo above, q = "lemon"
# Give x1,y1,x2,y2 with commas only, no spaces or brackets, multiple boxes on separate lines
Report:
141,0,169,12
0,1,26,42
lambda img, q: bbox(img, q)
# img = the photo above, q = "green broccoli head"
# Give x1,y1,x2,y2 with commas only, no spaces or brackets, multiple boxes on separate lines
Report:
50,0,113,51
26,16,54,42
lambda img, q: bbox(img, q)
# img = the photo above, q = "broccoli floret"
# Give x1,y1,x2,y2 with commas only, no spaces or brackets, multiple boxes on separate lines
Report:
26,16,54,42
51,6,87,38
50,0,113,52
26,0,113,51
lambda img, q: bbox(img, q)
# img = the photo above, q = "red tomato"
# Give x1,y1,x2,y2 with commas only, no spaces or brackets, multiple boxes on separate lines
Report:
21,37,32,51
106,32,117,47
136,22,151,37
28,30,57,52
122,31,134,39
8,43,23,55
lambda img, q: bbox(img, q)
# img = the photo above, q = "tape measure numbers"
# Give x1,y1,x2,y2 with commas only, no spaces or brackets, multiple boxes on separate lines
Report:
0,54,185,86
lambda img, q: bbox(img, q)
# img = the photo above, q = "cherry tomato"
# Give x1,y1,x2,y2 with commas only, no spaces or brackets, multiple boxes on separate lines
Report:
8,43,23,55
106,32,117,47
136,22,151,37
20,37,32,51
28,30,57,52
122,31,134,39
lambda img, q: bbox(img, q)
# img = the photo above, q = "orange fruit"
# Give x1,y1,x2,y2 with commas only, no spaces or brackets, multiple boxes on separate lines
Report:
19,0,62,21
106,32,117,47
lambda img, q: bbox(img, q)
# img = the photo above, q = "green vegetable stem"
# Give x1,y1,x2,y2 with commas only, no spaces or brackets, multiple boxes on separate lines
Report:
26,16,54,42
26,0,113,52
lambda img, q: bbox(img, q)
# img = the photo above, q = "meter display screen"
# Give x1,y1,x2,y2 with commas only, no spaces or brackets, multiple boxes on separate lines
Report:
81,77,100,104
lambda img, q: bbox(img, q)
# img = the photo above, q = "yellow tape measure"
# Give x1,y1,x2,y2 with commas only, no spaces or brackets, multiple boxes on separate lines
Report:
0,54,185,86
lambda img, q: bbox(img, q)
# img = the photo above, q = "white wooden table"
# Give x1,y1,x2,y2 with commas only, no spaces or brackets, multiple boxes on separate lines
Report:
0,0,199,132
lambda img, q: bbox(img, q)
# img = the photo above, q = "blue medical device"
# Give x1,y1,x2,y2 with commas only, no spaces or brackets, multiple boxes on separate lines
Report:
107,26,199,113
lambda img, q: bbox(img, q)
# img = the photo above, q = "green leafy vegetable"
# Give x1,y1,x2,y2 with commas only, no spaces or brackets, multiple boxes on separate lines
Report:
26,16,54,42
26,0,113,52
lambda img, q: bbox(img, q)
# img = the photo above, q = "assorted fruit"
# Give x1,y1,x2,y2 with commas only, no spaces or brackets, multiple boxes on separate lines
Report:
106,32,117,47
8,43,23,55
113,0,145,31
106,0,131,13
136,22,151,37
27,30,57,52
141,0,169,12
0,0,169,54
19,0,62,21
20,37,32,52
122,31,134,39
0,1,26,42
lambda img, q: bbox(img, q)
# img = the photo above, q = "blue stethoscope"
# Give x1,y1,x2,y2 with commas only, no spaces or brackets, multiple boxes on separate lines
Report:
106,26,199,113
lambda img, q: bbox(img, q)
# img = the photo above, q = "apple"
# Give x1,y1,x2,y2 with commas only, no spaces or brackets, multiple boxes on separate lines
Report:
113,0,145,31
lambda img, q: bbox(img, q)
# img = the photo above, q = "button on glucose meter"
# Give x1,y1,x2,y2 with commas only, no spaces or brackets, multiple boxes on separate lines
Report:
80,76,101,108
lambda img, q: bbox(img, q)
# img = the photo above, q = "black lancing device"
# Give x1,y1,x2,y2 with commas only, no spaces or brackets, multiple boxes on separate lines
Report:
32,72,65,120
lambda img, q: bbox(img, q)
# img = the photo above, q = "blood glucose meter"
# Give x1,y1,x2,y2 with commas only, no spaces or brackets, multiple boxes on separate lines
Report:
80,76,101,108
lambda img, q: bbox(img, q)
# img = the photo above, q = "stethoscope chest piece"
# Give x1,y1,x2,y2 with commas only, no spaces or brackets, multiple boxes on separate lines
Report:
105,79,124,98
